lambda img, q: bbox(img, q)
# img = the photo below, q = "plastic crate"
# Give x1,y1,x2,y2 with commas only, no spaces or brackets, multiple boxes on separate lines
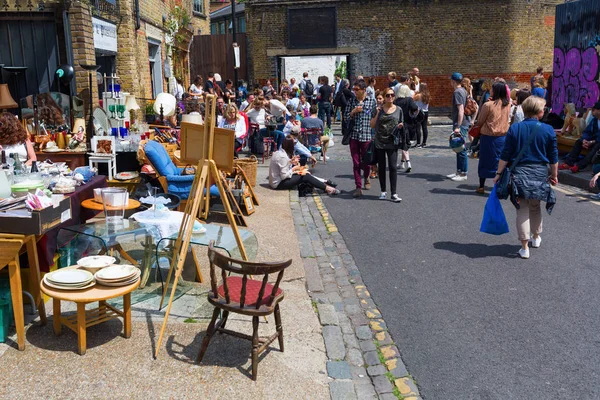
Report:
0,280,13,343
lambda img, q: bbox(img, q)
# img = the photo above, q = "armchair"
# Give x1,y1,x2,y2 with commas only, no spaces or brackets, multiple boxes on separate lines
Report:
143,140,194,200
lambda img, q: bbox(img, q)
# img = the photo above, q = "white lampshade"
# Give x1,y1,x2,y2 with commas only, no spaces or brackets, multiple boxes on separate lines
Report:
125,95,139,111
153,93,176,117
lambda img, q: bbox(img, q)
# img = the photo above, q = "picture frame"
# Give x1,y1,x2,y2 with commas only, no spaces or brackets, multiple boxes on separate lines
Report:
242,193,255,215
212,127,235,173
179,121,209,164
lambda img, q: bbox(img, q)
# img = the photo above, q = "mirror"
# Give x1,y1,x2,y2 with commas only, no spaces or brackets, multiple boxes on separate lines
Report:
21,92,70,130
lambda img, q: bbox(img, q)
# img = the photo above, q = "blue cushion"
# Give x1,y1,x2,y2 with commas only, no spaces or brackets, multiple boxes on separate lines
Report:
202,184,220,197
145,141,178,176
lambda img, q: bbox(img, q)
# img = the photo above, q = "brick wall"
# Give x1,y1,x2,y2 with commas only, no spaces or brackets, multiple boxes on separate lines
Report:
246,0,562,107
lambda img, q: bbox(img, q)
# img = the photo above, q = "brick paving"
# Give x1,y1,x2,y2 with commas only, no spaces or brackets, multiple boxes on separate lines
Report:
291,192,423,400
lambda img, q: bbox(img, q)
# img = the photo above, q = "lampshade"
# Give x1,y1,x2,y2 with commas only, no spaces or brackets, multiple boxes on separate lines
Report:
125,95,139,111
0,84,17,109
153,92,176,117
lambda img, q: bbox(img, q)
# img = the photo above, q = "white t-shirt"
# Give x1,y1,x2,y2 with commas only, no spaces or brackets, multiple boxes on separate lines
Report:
1,143,28,162
217,115,247,139
246,108,266,129
287,98,300,110
189,84,203,96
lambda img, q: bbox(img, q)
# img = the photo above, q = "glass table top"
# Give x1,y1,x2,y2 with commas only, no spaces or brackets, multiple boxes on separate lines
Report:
60,220,161,246
158,224,258,261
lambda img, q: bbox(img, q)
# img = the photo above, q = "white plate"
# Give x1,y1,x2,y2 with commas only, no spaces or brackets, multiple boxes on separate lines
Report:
45,277,93,286
43,147,63,153
46,269,93,285
43,276,95,291
95,265,138,281
77,255,116,269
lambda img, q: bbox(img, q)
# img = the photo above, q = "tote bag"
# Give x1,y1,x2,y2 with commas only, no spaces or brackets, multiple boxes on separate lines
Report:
480,186,509,235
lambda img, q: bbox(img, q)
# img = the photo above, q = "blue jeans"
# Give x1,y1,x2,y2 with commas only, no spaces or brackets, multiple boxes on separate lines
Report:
318,102,332,129
456,126,469,174
259,128,285,150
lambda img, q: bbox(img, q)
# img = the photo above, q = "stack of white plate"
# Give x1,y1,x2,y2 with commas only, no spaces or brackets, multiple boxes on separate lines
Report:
94,265,140,287
44,269,95,290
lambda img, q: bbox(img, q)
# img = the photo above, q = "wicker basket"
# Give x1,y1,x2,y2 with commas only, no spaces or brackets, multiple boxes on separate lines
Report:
234,156,258,187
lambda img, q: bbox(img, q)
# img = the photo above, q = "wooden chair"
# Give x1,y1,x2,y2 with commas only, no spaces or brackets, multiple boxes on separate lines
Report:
197,242,293,380
301,127,326,164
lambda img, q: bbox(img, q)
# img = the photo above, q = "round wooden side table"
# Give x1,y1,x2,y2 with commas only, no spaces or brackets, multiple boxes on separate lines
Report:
81,198,141,212
41,269,140,355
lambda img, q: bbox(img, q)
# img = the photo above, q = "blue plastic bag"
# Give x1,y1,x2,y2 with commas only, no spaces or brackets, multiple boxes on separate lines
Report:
480,186,509,235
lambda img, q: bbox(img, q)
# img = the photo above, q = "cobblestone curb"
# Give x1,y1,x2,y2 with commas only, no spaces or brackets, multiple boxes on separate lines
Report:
291,192,423,400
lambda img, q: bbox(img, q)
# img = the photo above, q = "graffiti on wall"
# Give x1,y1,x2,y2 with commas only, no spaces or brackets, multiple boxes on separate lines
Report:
552,46,600,115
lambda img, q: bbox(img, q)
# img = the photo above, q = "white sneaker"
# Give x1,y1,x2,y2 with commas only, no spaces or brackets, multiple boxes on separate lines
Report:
391,194,402,203
518,248,530,259
591,193,600,200
451,174,468,182
446,172,458,179
530,236,542,248
379,192,387,200
325,156,330,161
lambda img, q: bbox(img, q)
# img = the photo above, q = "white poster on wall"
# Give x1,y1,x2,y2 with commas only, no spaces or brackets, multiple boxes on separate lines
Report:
92,17,117,53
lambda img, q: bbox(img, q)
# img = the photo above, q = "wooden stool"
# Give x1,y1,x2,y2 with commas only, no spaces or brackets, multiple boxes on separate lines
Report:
0,234,47,350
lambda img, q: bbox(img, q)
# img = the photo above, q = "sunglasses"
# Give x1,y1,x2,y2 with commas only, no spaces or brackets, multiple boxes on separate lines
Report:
385,94,395,98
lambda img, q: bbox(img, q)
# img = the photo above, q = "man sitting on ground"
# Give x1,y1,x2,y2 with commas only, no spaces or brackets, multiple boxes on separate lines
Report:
559,102,600,173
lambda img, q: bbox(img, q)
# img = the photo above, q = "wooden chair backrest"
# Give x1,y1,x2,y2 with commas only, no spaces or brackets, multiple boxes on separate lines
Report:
207,241,292,310
301,127,323,146
0,235,25,269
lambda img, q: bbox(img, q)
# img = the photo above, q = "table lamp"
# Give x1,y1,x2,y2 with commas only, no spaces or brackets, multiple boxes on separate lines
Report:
0,83,17,111
125,95,140,124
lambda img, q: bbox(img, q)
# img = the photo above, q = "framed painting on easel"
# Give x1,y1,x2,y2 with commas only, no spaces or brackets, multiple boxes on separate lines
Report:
179,121,209,164
212,127,235,173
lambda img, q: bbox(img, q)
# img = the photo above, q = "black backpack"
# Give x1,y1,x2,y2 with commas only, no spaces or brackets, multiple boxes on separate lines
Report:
304,80,314,96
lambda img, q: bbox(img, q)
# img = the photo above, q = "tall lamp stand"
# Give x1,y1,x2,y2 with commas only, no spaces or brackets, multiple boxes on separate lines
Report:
79,64,100,152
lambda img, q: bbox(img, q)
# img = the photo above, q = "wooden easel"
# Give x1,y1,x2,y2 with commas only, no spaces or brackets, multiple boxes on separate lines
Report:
154,95,249,358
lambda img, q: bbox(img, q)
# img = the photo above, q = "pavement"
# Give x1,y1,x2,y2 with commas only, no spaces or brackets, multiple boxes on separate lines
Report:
0,168,330,399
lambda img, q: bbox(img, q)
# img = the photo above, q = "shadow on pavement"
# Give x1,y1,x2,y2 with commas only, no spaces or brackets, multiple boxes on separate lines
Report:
400,173,445,182
430,185,487,197
433,241,519,259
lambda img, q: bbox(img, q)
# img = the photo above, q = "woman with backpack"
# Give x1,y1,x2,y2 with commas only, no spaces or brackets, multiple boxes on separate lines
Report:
473,82,511,194
413,82,431,148
394,85,418,172
371,88,404,202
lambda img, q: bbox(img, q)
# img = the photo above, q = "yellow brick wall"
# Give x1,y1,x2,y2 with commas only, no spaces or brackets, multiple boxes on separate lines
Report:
246,0,562,86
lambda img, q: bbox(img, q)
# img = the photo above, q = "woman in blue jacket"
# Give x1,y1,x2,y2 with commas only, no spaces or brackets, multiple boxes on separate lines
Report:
493,96,558,259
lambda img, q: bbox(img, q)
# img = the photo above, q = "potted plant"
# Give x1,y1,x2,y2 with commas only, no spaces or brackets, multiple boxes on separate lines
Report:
145,100,155,124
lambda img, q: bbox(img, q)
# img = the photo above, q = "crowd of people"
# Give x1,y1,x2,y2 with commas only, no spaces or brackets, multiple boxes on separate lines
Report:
175,67,599,260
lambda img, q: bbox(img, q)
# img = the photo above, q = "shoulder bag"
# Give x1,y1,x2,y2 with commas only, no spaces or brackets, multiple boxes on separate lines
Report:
496,122,541,200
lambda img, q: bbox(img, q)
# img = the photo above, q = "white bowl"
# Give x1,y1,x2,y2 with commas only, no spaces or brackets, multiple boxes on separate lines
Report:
77,255,116,273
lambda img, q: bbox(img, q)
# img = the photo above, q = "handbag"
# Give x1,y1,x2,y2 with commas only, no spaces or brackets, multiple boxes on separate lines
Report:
468,124,481,138
496,122,541,200
342,118,354,145
362,141,378,165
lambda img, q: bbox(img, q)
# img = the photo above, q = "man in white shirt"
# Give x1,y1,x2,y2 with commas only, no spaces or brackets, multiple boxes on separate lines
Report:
240,94,255,112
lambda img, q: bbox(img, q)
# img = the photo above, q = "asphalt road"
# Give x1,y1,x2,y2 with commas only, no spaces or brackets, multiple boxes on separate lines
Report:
314,125,600,400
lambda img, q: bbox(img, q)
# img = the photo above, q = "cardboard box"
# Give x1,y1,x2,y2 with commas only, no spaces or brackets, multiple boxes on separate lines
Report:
0,197,72,235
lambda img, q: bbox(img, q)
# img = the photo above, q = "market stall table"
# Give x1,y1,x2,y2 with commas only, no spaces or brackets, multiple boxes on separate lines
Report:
35,151,86,170
80,198,141,212
37,175,108,272
41,269,139,355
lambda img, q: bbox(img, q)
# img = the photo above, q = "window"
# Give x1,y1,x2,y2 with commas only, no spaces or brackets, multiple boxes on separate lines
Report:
237,16,246,33
218,21,225,34
210,23,217,35
288,7,337,49
193,0,204,14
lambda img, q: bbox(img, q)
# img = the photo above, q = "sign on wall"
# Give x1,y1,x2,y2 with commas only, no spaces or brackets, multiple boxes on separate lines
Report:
552,0,600,114
92,17,117,53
